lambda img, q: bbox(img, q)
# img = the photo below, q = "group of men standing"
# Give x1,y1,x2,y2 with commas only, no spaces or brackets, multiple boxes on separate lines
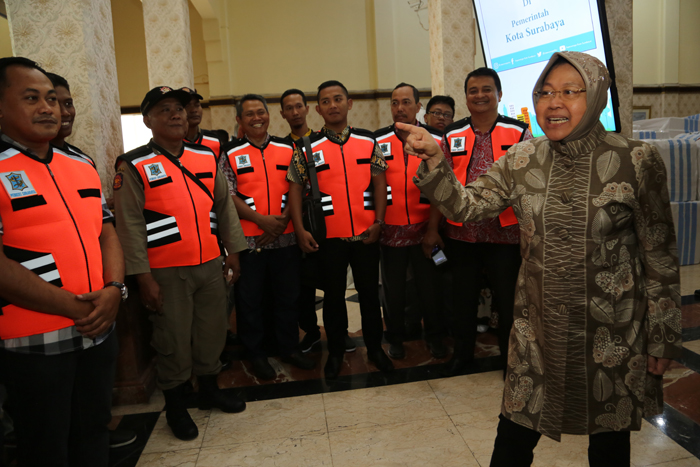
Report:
0,52,532,465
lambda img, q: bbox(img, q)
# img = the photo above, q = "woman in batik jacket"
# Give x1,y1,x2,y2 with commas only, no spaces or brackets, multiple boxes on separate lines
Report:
398,51,682,466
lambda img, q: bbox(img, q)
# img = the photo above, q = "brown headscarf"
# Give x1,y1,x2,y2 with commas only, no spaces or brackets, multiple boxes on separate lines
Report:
532,51,611,143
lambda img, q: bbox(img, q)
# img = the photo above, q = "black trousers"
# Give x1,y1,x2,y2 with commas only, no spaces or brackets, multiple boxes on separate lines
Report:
490,414,631,466
380,243,446,344
446,239,521,359
321,239,383,356
235,246,301,358
0,330,118,467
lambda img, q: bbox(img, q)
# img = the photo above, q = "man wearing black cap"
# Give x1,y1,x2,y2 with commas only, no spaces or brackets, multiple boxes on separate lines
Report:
113,86,248,441
181,87,229,160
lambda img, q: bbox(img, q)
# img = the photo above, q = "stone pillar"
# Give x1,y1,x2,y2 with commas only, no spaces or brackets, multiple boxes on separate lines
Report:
142,0,195,89
606,0,634,137
428,0,476,119
5,0,124,193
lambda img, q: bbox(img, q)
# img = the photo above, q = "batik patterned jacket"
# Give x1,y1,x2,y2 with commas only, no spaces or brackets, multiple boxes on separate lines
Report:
415,123,682,440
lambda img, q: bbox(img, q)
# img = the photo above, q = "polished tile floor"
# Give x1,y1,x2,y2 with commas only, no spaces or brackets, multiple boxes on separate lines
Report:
107,265,700,467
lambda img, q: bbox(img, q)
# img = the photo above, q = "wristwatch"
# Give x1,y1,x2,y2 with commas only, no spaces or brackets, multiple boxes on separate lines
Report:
373,219,385,226
104,281,129,301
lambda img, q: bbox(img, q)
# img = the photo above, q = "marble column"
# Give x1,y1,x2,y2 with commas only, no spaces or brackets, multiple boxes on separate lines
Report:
606,0,634,137
5,0,124,192
142,0,195,89
428,0,476,119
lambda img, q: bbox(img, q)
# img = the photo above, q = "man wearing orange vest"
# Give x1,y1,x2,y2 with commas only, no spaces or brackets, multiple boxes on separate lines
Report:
181,87,228,160
220,94,314,380
374,83,447,360
287,80,392,380
0,57,125,467
113,86,247,441
426,68,533,376
279,88,356,355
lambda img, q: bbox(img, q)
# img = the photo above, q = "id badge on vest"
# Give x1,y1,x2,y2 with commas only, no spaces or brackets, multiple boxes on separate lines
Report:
450,136,466,153
1,170,38,199
144,162,168,182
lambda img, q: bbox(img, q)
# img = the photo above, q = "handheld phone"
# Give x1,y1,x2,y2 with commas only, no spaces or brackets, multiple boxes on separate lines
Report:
431,246,448,266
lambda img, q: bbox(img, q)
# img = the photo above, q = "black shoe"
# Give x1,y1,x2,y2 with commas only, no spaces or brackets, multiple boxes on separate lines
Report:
367,348,394,373
281,350,316,370
109,429,137,448
344,334,356,353
324,355,344,380
163,385,199,441
387,343,405,359
299,331,321,353
427,340,448,359
219,348,237,372
197,374,246,413
251,357,277,380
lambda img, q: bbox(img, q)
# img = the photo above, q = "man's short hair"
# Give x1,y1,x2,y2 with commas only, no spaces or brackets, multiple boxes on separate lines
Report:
464,67,502,94
425,95,455,114
316,80,348,102
393,82,419,103
0,57,48,98
236,94,268,117
281,88,307,107
46,72,70,92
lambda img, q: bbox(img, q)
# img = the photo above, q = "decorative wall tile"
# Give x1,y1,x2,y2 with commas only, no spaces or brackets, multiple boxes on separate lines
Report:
633,92,700,119
142,0,194,89
6,0,124,195
428,0,475,120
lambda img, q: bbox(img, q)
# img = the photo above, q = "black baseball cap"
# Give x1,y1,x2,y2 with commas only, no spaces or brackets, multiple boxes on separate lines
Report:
180,87,203,101
140,86,191,116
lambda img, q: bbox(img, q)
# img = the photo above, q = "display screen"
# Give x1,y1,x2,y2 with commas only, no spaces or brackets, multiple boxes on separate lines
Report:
472,0,620,136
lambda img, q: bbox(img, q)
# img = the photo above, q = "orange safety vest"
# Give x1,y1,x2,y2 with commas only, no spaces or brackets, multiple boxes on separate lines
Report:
302,128,378,239
223,136,294,237
444,115,529,227
375,124,442,226
117,142,221,268
0,145,105,339
186,129,224,160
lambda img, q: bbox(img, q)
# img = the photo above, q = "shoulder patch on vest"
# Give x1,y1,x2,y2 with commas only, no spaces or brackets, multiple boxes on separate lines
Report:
450,136,466,152
235,154,252,169
144,162,168,182
1,170,38,199
378,142,392,156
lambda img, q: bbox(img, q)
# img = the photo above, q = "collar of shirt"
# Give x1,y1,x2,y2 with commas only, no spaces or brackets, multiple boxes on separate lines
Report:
244,133,271,149
321,126,351,144
184,129,202,144
288,128,313,141
148,139,184,158
0,132,47,159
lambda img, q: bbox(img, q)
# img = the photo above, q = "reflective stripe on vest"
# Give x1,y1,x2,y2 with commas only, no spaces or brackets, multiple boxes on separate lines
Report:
445,120,526,227
0,147,104,339
225,139,294,237
303,132,376,238
127,146,220,268
200,135,221,160
377,129,438,225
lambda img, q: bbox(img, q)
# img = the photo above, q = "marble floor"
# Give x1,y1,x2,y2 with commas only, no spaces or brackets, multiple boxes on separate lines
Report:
105,265,700,467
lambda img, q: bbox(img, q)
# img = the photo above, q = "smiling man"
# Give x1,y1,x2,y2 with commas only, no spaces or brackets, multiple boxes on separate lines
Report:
0,57,124,467
432,67,533,377
219,94,314,380
113,86,248,441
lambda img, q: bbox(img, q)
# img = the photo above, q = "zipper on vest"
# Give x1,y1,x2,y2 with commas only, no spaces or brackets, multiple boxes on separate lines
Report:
46,164,92,291
260,148,271,215
339,145,355,236
403,154,410,225
177,158,203,264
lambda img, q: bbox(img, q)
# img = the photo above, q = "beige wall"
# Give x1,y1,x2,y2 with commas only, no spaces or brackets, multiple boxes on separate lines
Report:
679,0,700,84
633,0,700,85
0,17,12,58
189,1,210,99
111,0,149,107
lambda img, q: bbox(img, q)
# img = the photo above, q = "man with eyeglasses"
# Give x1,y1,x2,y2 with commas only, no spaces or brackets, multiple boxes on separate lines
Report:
423,95,456,132
427,67,533,377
